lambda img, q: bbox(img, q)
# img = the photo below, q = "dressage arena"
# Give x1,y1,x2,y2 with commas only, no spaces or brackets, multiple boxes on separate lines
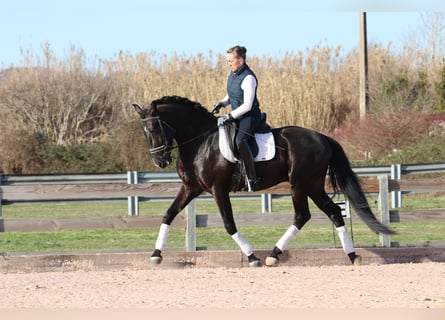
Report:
1,248,445,309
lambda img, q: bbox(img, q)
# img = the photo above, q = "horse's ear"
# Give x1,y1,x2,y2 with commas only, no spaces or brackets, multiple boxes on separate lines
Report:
133,103,144,115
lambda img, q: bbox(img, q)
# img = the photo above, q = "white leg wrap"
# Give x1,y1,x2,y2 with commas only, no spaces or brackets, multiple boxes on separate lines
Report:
232,232,253,256
155,223,170,251
336,226,355,254
276,225,299,251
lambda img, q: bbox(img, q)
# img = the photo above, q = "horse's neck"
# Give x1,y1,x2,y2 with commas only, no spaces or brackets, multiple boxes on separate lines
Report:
174,120,217,163
175,123,216,147
171,113,215,143
161,105,216,150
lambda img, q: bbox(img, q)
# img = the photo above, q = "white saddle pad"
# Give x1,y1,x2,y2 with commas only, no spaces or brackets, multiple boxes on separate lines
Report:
218,125,276,163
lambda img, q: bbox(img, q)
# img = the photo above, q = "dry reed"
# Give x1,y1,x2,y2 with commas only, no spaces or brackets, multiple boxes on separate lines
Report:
0,42,444,173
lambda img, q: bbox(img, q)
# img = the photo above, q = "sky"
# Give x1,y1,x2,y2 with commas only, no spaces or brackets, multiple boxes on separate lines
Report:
1,0,445,67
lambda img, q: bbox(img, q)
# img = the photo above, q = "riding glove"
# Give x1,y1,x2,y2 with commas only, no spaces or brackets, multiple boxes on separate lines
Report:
212,102,225,114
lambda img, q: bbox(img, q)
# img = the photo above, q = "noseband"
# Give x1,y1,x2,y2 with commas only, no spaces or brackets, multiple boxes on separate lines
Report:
141,116,176,156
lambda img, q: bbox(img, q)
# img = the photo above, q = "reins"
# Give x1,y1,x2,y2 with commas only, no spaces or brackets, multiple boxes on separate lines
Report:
142,115,285,153
141,116,218,152
174,127,219,149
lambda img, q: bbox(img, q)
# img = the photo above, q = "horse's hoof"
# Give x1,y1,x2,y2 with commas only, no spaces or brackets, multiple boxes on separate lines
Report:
353,255,362,266
150,256,163,265
247,254,261,267
249,260,261,267
265,256,278,266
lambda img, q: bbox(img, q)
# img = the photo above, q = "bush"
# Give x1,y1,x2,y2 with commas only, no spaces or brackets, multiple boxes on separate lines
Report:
0,128,124,174
38,143,123,173
108,119,159,172
386,134,445,164
0,129,46,174
333,111,445,164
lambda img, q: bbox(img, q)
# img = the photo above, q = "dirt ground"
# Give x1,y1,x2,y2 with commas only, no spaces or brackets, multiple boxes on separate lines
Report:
1,262,444,309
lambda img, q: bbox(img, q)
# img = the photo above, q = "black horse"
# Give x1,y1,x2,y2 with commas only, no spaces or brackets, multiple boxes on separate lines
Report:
133,96,394,267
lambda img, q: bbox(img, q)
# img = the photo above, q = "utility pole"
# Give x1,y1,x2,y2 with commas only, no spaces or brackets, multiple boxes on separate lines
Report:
359,12,369,118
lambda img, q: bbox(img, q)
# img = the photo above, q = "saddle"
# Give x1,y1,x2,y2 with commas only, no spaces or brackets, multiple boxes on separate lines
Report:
218,113,275,192
218,112,275,163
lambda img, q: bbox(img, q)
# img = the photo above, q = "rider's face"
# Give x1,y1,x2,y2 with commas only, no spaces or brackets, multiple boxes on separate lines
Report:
226,53,244,73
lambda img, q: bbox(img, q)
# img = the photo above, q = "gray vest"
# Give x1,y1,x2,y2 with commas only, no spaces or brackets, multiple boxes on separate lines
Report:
227,64,260,111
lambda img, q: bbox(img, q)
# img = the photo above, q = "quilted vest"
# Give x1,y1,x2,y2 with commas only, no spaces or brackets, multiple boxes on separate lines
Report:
227,64,260,111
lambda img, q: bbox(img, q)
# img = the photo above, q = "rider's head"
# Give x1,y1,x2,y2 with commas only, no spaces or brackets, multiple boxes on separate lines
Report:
226,45,246,73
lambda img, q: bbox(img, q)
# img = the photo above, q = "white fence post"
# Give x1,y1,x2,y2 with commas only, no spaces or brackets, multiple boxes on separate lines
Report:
0,174,2,217
391,164,402,208
261,193,272,213
378,175,391,247
185,200,196,252
127,171,139,216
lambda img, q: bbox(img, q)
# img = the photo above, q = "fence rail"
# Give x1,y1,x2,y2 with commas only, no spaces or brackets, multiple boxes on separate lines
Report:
2,162,445,208
1,163,444,250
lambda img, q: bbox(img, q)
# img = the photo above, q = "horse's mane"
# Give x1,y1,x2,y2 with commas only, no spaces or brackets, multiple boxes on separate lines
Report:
150,95,215,120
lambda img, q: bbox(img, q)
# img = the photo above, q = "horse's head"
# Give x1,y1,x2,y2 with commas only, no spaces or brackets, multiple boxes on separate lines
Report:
133,103,175,168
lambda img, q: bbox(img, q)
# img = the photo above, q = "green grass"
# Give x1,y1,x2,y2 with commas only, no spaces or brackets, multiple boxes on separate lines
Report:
0,193,444,253
2,192,443,219
1,222,444,254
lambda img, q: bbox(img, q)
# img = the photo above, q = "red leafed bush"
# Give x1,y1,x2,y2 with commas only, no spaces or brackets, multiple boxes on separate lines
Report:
332,112,445,160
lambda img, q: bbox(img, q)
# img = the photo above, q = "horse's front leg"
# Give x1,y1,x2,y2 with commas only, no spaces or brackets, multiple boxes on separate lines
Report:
213,190,261,267
151,184,202,265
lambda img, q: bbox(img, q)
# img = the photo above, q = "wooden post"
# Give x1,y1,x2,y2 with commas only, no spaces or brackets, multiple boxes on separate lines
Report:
378,175,391,247
185,199,196,252
359,12,369,118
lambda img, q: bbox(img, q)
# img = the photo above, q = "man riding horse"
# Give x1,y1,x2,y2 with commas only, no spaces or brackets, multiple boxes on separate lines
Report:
212,45,262,192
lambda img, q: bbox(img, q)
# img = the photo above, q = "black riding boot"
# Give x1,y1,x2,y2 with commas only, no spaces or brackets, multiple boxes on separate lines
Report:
238,139,260,191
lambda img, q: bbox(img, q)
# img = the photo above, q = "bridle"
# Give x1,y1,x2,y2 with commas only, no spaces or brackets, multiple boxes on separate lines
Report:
140,116,176,157
141,115,219,154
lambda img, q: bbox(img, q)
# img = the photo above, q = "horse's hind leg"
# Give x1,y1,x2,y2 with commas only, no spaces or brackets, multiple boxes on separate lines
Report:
265,186,310,266
310,192,361,265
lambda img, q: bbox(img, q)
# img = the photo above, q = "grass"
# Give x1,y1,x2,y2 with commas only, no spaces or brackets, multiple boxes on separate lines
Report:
0,193,444,254
2,192,443,218
1,222,445,254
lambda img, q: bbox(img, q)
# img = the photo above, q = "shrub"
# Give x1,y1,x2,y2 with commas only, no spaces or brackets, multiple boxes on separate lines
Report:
0,129,46,174
333,111,445,164
38,143,123,173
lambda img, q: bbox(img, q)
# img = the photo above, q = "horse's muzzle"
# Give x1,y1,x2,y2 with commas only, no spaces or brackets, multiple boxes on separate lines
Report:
153,154,172,168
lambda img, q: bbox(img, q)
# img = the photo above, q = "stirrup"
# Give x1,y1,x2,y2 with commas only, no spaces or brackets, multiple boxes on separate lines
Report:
246,177,260,192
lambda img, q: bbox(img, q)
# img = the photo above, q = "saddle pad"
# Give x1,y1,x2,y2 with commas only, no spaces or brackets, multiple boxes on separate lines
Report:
218,126,276,163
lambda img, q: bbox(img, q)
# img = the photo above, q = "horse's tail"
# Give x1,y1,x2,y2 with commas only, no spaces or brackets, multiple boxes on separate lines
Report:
327,137,395,235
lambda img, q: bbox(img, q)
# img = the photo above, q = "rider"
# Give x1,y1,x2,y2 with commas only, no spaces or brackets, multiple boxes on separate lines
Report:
212,45,262,191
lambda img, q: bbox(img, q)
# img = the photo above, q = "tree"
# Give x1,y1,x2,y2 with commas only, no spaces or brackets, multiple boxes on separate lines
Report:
406,12,445,71
0,44,116,146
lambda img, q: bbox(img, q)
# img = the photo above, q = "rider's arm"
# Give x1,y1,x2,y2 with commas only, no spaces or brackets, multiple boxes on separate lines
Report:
229,75,256,119
219,94,230,106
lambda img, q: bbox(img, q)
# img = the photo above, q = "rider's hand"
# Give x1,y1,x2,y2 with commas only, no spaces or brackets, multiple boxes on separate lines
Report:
211,102,225,114
217,114,234,126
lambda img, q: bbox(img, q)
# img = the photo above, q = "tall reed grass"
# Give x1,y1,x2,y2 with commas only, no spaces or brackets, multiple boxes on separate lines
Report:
0,42,444,173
